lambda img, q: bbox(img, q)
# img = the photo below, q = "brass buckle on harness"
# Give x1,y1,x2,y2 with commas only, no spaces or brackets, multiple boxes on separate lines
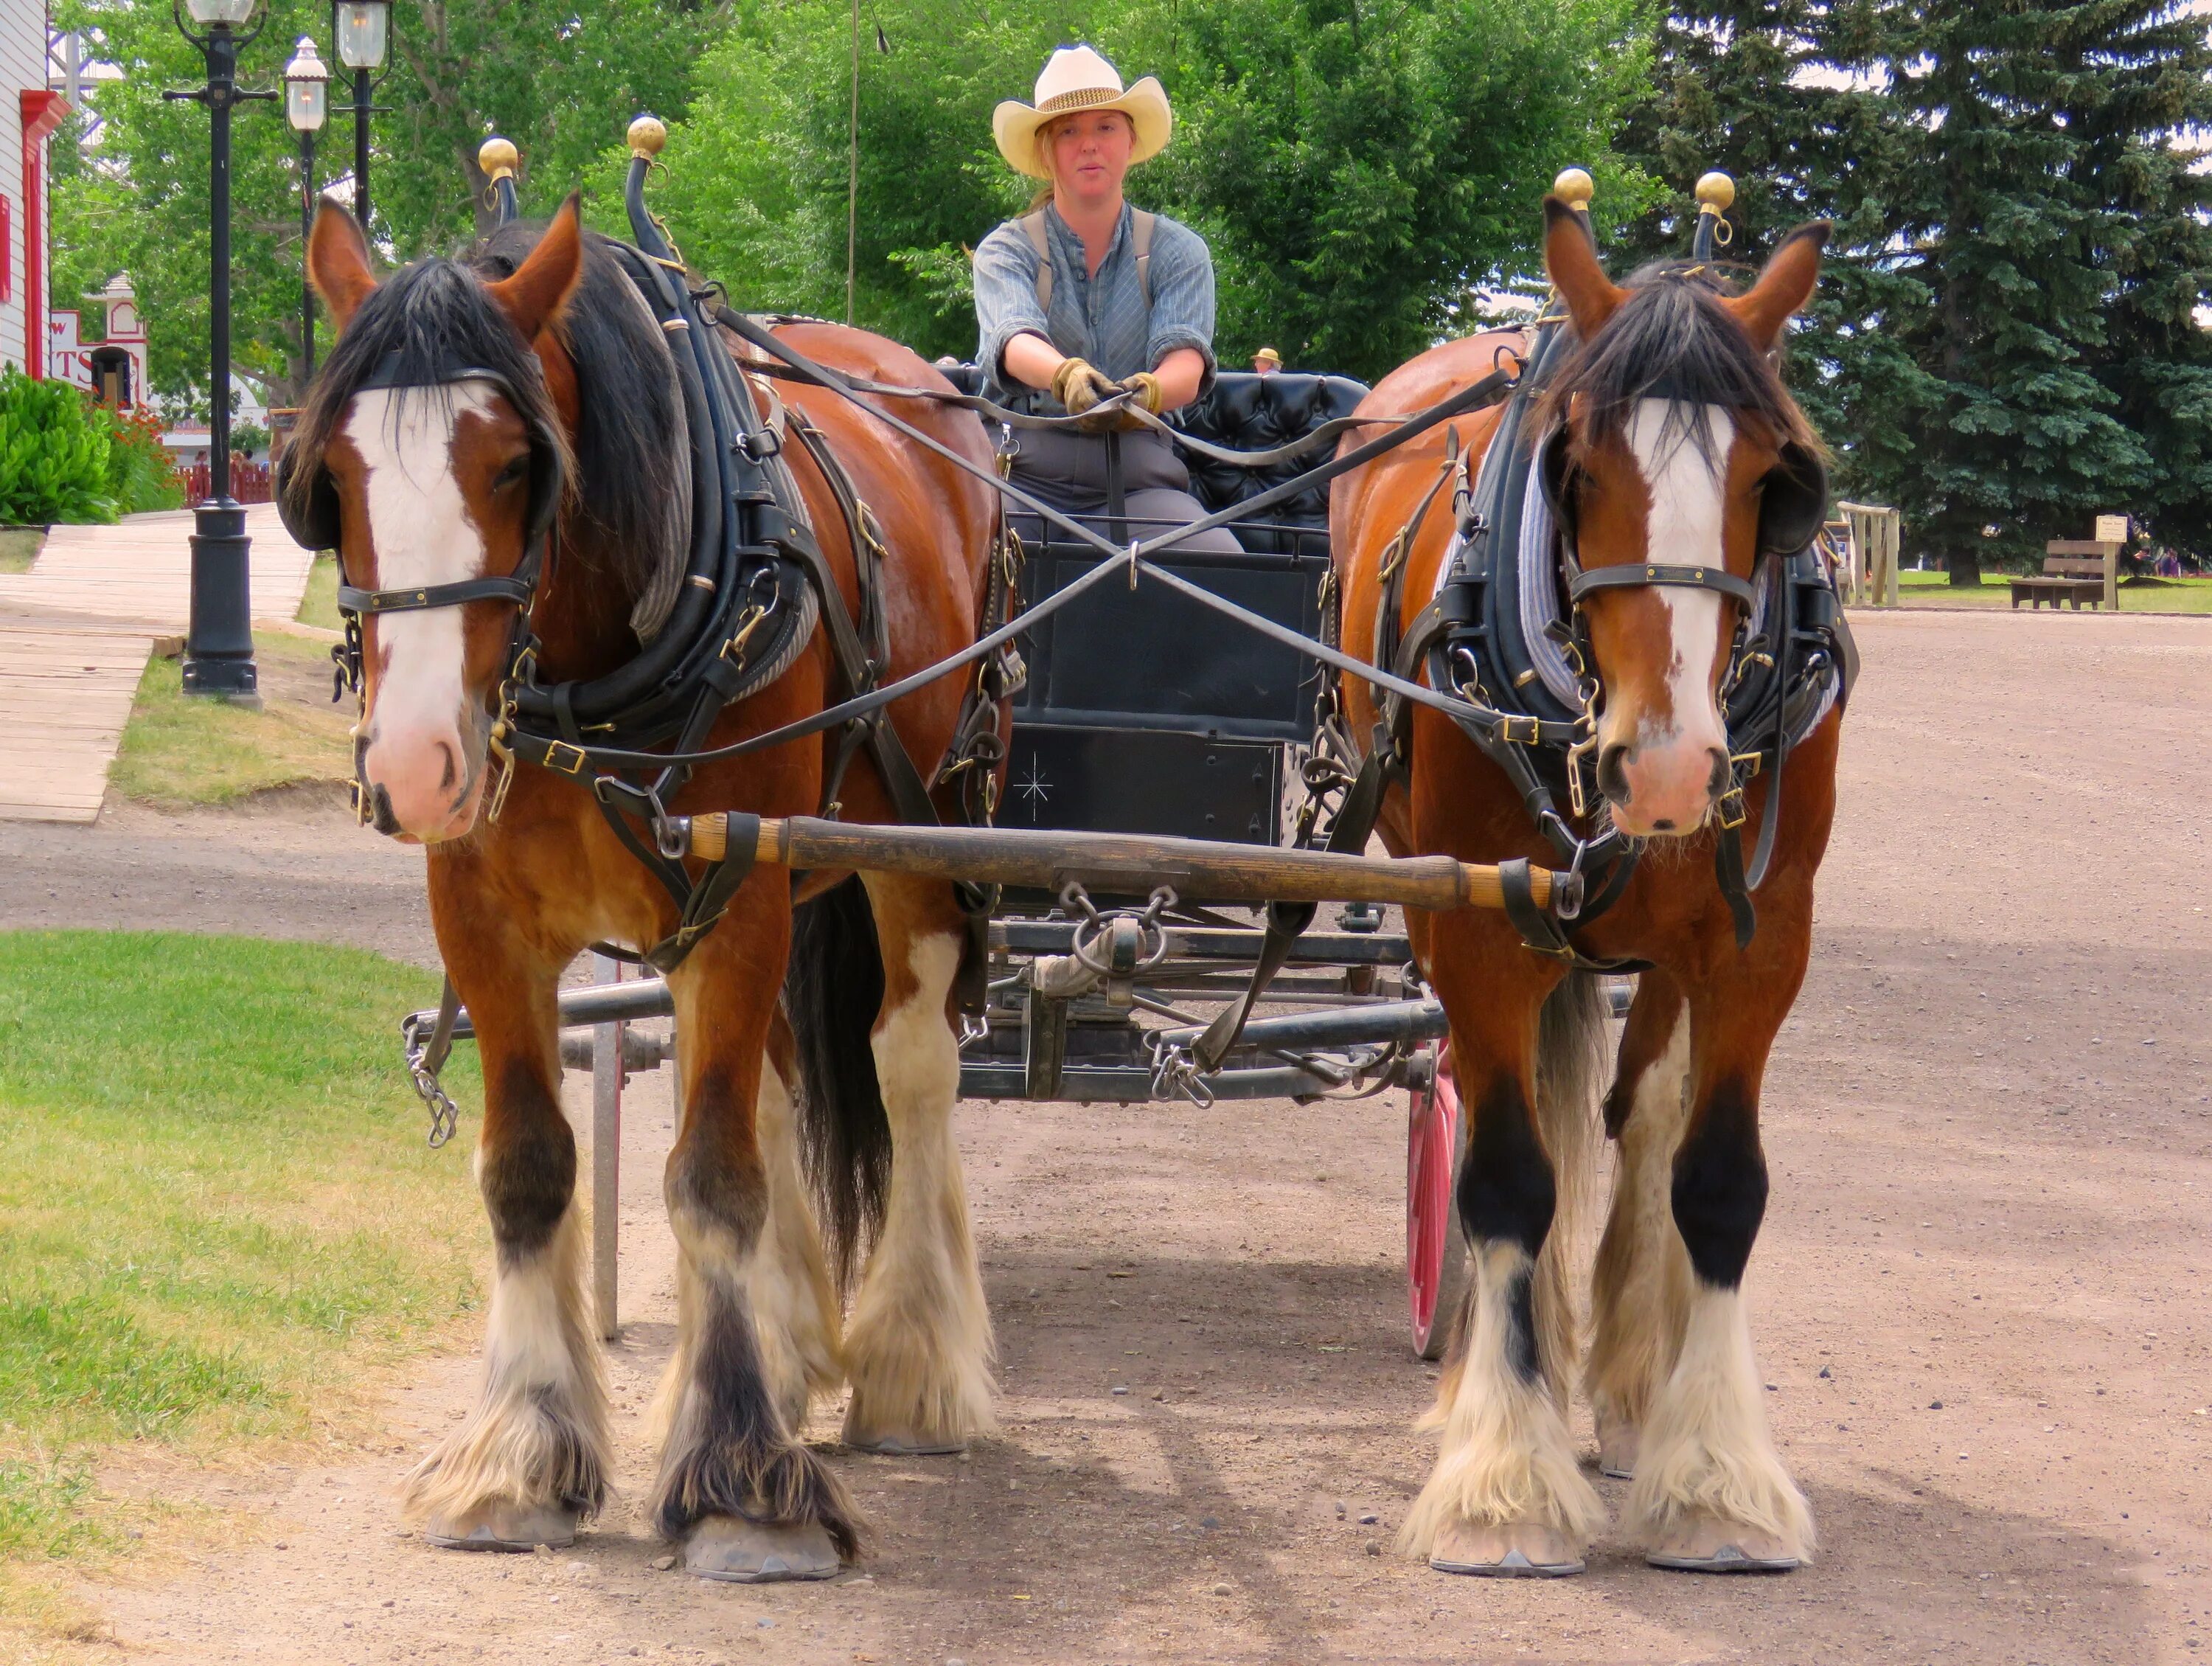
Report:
543,740,588,775
1717,784,1748,830
1495,713,1543,746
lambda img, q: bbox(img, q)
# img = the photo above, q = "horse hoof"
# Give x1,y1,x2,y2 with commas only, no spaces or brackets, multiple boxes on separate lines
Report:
842,1428,966,1457
422,1501,578,1552
1428,1521,1584,1578
1646,1516,1800,1573
684,1516,842,1583
1596,1419,1638,1481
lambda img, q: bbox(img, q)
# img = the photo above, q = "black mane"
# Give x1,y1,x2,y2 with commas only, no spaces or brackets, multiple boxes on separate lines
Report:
1534,260,1821,471
287,221,688,636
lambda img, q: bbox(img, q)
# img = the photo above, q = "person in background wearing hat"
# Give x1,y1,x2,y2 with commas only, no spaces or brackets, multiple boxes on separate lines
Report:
973,44,1240,553
1253,347,1282,375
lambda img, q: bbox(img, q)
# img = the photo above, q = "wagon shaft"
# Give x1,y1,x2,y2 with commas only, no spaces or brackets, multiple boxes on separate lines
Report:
688,811,1555,912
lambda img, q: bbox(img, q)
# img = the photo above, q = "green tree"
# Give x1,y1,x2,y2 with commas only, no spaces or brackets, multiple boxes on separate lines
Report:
1887,0,2153,581
641,0,1648,379
1607,0,1938,515
2055,0,2212,560
52,0,722,414
1130,0,1650,380
616,0,1083,361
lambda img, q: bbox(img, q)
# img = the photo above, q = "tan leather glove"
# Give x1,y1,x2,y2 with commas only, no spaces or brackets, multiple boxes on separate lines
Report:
1117,371,1164,414
1050,356,1117,417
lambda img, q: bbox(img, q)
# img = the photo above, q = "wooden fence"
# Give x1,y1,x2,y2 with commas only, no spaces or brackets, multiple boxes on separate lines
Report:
1834,500,1902,606
184,459,272,505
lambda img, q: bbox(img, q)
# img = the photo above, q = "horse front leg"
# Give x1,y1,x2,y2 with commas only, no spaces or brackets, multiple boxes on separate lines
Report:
1627,902,1816,1572
404,901,609,1550
1402,928,1604,1577
838,873,995,1454
653,886,860,1581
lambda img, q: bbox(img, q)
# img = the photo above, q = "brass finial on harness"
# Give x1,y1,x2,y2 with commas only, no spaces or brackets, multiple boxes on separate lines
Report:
1552,167,1595,212
1692,170,1736,254
478,136,519,184
627,114,669,161
1694,170,1736,214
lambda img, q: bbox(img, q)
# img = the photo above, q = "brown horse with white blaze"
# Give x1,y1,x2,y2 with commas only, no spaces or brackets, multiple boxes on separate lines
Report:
1332,202,1841,1575
292,196,1004,1578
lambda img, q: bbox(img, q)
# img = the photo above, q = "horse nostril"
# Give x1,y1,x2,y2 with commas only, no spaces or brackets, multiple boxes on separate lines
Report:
1706,747,1730,798
1596,743,1632,804
434,738,460,795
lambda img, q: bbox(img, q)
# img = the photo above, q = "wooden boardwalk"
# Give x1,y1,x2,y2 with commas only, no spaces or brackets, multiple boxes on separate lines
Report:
0,506,319,823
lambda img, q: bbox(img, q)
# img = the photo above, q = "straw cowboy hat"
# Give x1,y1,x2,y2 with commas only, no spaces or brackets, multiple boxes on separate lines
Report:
993,45,1173,179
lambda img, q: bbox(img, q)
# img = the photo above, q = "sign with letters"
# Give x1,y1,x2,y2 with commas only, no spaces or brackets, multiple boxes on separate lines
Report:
2094,515,2129,544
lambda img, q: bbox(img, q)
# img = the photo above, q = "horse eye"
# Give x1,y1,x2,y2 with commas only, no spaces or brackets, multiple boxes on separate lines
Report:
493,457,529,490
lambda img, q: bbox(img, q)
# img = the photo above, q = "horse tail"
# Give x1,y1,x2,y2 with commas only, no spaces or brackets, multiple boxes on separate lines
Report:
1531,970,1611,1407
784,875,890,1294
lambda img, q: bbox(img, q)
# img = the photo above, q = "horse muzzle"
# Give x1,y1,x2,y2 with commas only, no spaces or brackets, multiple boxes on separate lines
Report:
1599,737,1728,839
356,718,490,844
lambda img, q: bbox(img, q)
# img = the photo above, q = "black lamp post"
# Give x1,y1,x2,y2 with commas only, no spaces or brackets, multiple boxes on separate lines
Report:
330,0,391,234
285,37,328,382
166,0,276,703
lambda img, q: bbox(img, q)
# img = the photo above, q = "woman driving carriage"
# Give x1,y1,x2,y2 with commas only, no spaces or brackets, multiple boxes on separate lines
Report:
972,45,1241,553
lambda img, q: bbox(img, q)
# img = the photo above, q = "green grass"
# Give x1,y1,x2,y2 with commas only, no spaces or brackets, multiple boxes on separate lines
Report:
108,635,354,808
1883,569,2212,614
295,553,341,632
0,527,43,575
0,930,482,1619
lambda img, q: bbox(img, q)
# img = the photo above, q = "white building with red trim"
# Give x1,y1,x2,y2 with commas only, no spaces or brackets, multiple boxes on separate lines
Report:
0,1,67,380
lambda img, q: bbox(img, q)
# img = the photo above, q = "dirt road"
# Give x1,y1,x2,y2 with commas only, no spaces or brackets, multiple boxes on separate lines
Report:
18,606,2212,1665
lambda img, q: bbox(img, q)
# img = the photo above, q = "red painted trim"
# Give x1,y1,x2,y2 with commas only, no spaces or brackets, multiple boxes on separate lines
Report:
20,92,69,381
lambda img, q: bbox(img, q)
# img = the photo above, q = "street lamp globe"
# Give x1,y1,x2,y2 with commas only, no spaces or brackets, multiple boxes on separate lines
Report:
335,0,391,70
181,0,260,25
284,37,329,131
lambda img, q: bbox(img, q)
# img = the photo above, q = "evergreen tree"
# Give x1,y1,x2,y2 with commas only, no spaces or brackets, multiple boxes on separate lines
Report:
2055,0,2212,560
1607,0,1936,516
1885,0,2152,581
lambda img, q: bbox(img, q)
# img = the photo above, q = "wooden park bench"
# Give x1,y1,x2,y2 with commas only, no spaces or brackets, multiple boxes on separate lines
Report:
2011,541,2119,610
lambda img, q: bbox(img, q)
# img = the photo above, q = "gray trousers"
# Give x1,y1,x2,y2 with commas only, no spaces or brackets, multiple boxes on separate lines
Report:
1005,427,1243,555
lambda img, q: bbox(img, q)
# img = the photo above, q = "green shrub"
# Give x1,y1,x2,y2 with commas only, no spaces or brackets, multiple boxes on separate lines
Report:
0,368,114,525
229,420,269,457
97,400,184,515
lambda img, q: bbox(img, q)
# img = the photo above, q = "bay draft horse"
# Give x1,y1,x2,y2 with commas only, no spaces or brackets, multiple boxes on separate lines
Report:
293,198,1003,1579
1334,203,1840,1575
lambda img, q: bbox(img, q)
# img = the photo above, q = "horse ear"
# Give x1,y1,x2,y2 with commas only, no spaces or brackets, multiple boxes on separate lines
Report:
1722,221,1831,352
1543,196,1626,340
489,192,585,343
307,198,378,333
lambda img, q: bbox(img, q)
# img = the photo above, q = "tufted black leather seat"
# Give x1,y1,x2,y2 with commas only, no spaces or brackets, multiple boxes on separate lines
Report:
1170,372,1371,552
935,365,1369,553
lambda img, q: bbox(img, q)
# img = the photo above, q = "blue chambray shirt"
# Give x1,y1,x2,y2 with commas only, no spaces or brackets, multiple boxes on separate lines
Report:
973,202,1217,414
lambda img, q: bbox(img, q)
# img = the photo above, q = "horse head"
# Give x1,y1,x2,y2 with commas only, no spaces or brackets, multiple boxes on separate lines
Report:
1536,201,1829,841
284,197,584,844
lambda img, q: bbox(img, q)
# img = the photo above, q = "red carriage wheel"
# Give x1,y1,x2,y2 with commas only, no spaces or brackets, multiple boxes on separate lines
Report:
1407,1041,1471,1361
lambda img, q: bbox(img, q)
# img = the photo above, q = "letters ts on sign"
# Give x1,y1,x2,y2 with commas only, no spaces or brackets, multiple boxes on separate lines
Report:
2095,515,2129,544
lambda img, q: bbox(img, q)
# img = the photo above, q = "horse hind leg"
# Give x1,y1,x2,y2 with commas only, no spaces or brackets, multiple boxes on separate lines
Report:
748,1014,844,1430
1585,973,1695,1480
838,874,995,1454
406,1052,611,1549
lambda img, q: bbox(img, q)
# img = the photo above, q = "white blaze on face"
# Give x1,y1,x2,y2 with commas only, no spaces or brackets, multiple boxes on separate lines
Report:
1627,398,1733,752
345,381,495,748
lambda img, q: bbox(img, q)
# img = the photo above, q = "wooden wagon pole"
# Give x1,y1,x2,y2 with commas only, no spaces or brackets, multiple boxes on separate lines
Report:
687,813,1555,913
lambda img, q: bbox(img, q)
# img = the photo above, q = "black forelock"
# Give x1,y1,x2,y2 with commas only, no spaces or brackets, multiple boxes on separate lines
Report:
285,220,686,630
1532,262,1821,473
